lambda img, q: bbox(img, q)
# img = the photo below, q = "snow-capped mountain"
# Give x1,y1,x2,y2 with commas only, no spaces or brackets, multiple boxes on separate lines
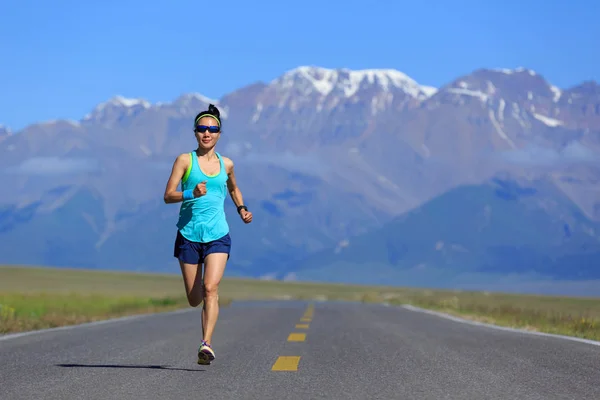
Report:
166,93,220,116
82,95,152,128
216,66,439,151
269,66,435,101
249,66,435,117
1,65,599,291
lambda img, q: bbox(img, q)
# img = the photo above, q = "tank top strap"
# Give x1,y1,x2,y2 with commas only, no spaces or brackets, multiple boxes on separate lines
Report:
215,152,226,177
182,151,195,184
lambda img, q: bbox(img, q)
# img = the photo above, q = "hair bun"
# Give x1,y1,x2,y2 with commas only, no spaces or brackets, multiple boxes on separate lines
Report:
208,104,220,118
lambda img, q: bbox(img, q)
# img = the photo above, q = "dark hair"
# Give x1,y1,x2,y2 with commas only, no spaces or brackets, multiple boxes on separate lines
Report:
194,104,221,128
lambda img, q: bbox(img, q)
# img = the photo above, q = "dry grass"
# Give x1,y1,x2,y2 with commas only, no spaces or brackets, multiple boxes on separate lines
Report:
1,265,599,341
0,265,225,334
365,289,600,340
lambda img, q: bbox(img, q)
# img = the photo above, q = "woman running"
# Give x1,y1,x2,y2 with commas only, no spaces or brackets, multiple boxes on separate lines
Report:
163,103,253,365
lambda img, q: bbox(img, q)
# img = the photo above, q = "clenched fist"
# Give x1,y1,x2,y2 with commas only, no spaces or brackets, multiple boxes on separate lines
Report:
239,209,253,224
193,181,207,197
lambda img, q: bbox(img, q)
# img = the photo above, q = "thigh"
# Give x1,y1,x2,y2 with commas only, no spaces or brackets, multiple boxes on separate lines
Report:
179,260,204,298
203,253,228,288
202,233,231,287
174,231,204,298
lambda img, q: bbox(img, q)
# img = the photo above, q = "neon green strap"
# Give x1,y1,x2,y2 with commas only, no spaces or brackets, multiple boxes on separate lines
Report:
182,152,193,184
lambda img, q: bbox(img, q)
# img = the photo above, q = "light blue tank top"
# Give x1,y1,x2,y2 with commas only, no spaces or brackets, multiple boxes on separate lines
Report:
176,151,229,243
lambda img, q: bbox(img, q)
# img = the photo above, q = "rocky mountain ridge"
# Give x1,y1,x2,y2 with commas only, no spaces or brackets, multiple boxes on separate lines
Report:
1,65,598,291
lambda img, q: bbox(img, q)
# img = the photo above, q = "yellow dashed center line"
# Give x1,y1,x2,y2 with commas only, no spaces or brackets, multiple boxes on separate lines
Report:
272,356,301,371
271,304,315,372
287,333,306,342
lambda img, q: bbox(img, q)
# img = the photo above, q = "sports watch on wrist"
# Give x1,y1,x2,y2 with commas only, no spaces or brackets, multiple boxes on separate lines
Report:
237,205,248,214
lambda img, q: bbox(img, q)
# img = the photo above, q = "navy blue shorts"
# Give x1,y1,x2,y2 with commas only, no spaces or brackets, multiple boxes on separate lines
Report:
173,230,231,265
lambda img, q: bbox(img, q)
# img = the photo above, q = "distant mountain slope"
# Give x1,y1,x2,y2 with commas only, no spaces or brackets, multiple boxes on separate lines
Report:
276,175,600,286
0,65,599,292
0,162,393,275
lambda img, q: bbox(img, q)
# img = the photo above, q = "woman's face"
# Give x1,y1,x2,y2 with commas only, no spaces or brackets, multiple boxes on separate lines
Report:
195,116,221,149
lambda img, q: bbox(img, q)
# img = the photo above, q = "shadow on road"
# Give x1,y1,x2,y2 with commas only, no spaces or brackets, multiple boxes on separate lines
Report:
56,363,203,372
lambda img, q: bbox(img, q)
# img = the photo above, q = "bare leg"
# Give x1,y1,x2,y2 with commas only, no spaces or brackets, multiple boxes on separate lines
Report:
201,299,207,339
179,260,206,336
202,252,228,345
179,260,204,306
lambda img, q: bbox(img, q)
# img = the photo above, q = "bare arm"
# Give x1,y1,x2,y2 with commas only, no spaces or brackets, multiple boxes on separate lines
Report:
163,153,190,204
223,156,244,208
223,156,253,223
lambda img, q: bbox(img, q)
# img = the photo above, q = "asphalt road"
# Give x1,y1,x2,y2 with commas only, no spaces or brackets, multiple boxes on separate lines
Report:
2,300,600,400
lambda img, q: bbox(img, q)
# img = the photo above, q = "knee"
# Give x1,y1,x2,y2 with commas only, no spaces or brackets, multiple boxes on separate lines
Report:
204,282,219,298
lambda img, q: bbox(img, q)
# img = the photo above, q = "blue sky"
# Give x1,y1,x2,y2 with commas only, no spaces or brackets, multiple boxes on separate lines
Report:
1,0,598,131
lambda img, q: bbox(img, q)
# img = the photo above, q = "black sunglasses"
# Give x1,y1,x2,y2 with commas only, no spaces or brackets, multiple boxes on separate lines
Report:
195,125,220,133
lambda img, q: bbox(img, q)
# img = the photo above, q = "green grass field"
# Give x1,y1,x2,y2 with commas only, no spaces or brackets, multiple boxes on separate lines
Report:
1,265,599,341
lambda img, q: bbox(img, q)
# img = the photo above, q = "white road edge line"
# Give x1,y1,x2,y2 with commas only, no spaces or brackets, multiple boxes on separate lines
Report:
0,308,194,342
398,303,600,347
